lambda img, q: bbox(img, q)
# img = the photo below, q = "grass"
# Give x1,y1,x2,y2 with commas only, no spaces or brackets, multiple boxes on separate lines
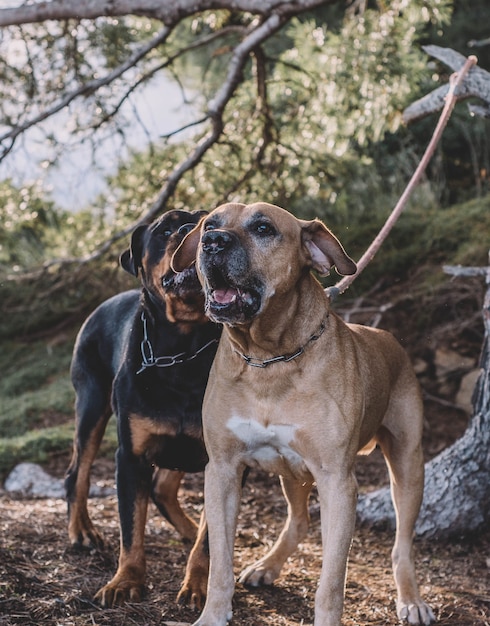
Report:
0,335,117,480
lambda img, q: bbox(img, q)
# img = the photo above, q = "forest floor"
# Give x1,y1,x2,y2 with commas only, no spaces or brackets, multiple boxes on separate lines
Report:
1,397,489,626
1,274,490,625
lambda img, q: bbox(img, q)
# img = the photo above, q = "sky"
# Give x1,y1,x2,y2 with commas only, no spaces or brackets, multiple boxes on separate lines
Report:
0,1,193,210
1,78,192,210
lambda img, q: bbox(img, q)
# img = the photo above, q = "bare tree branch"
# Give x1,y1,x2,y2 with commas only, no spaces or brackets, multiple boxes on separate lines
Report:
0,25,173,161
0,0,330,27
221,44,276,198
403,45,490,124
43,12,288,268
85,25,246,134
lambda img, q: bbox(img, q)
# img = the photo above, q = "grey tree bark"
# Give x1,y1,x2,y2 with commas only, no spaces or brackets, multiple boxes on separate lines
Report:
357,259,490,538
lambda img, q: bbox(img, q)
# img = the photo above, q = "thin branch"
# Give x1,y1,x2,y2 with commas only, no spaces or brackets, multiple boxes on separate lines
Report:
444,265,489,278
86,25,246,134
327,53,478,299
141,13,287,222
0,25,173,161
42,13,288,268
221,45,276,198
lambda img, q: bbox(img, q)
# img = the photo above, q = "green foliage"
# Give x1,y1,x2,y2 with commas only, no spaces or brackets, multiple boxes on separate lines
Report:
0,424,75,479
0,339,73,438
337,194,490,295
0,180,59,268
0,333,118,480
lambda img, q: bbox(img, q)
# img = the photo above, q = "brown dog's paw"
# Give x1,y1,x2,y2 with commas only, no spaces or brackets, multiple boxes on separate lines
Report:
176,567,208,610
397,600,436,625
94,578,144,608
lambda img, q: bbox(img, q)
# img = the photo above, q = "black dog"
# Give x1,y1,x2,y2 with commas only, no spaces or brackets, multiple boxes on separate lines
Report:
65,210,221,607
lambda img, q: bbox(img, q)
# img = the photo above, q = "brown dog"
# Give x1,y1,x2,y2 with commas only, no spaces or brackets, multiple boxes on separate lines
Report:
171,202,435,626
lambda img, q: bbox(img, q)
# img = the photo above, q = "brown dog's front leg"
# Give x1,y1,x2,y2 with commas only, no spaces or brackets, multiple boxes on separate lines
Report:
314,468,357,626
177,510,209,610
191,459,242,626
378,430,435,625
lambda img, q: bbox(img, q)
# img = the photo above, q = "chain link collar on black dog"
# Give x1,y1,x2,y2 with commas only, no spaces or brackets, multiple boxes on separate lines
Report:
137,311,219,374
233,313,329,368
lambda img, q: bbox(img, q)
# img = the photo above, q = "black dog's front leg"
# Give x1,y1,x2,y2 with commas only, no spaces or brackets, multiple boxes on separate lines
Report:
95,446,152,607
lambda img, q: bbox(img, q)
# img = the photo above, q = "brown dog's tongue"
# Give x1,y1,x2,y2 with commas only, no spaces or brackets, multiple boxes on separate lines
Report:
213,288,238,304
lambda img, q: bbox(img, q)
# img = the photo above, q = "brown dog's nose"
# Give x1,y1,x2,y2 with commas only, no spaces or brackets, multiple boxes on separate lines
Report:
202,230,233,254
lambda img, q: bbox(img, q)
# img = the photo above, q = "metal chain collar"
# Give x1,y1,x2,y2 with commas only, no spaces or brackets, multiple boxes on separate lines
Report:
233,313,329,368
137,311,219,374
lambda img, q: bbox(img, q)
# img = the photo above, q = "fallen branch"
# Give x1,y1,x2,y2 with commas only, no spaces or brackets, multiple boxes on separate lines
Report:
326,51,478,300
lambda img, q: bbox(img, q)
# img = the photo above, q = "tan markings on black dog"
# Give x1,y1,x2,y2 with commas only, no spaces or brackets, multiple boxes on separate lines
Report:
152,469,197,541
94,492,148,607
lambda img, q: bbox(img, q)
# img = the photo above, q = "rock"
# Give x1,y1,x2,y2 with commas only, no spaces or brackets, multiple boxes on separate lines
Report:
413,357,429,375
4,462,114,498
434,348,475,377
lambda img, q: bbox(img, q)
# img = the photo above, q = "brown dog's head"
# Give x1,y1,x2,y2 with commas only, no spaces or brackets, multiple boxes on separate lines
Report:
171,202,356,325
120,209,209,324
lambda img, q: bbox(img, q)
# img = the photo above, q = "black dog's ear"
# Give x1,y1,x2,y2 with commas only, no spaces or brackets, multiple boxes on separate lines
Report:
120,224,148,277
192,209,209,219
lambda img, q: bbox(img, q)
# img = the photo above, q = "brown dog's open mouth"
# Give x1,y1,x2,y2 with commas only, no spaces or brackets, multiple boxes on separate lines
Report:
212,286,254,306
205,268,262,323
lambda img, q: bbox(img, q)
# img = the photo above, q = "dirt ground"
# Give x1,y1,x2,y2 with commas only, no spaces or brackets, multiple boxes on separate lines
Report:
1,396,489,626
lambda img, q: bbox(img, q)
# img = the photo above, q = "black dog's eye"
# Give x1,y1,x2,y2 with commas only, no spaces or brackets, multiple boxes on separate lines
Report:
178,223,195,236
160,229,173,238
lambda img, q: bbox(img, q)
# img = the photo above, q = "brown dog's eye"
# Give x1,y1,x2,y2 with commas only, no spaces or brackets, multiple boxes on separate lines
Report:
255,222,276,237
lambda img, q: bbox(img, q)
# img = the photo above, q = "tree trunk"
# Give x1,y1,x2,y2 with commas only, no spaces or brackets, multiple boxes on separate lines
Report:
357,262,490,538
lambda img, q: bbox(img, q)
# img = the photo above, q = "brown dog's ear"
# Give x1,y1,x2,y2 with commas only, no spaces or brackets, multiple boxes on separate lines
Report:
301,219,357,277
171,222,203,272
120,224,148,277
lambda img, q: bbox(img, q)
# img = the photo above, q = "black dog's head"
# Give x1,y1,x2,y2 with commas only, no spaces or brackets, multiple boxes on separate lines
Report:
120,210,209,324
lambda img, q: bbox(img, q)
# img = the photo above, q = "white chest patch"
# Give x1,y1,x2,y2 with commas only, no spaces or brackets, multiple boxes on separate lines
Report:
226,415,308,478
